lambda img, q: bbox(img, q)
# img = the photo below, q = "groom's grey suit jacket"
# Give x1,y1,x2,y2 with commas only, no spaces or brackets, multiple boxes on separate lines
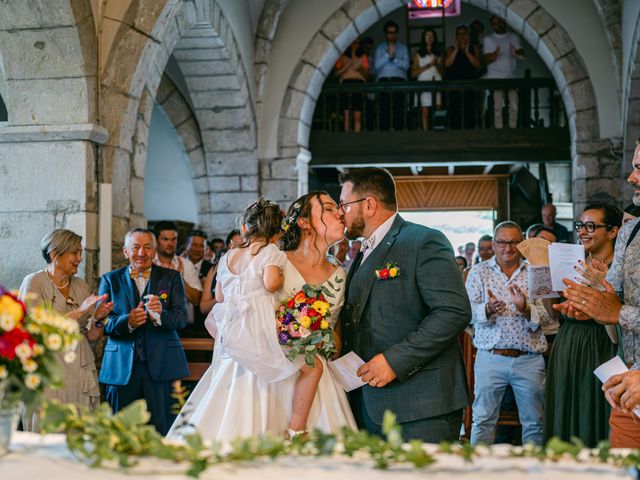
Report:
340,215,471,424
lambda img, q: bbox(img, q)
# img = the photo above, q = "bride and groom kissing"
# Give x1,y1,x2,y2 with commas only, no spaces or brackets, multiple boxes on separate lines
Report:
168,167,471,443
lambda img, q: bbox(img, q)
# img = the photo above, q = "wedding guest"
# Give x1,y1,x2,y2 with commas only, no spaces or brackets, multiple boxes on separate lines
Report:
526,223,557,243
226,229,242,250
208,238,225,261
335,38,369,133
544,204,621,446
466,221,549,446
374,20,409,131
331,237,349,265
154,221,202,327
184,230,214,336
19,229,114,430
464,242,476,267
483,15,524,128
444,25,481,129
456,255,468,273
541,204,571,242
99,228,189,435
477,235,494,262
557,142,640,447
623,204,640,225
411,27,443,130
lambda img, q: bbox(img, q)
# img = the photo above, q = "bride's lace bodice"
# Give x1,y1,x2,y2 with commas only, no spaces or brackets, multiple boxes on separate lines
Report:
277,259,347,327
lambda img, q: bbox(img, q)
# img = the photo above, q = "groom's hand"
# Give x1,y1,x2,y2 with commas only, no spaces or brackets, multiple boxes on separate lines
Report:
357,353,396,388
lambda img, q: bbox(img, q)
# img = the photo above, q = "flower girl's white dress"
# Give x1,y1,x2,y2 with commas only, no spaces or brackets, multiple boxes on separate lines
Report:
166,244,356,443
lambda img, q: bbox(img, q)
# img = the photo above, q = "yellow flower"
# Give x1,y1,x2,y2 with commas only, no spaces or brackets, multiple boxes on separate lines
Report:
24,373,41,390
320,320,329,330
26,323,40,334
312,301,330,316
15,342,32,360
0,295,24,322
389,267,398,277
45,333,62,351
0,365,7,380
22,359,38,373
32,344,45,356
299,316,312,328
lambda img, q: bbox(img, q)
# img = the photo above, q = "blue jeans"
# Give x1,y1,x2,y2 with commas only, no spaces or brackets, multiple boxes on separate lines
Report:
471,349,545,446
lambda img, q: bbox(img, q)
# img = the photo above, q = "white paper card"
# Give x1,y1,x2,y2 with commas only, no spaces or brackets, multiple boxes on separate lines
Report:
328,351,367,392
594,356,628,383
548,243,585,291
594,356,640,418
527,265,560,300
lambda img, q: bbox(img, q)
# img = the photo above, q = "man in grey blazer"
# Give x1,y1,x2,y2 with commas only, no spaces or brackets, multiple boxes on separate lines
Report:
338,167,471,442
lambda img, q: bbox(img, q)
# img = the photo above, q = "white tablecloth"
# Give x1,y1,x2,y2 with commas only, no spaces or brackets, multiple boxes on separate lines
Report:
1,432,634,479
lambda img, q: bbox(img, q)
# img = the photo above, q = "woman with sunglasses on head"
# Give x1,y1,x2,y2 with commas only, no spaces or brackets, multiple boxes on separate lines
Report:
543,204,622,447
18,229,114,431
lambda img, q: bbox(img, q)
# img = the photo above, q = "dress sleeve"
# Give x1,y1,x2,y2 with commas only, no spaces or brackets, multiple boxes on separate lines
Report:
262,244,287,269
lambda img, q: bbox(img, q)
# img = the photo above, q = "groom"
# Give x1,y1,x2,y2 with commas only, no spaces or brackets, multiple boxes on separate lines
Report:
338,167,471,442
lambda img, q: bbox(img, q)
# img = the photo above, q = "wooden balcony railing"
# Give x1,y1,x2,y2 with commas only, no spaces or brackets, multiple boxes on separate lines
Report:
312,76,565,133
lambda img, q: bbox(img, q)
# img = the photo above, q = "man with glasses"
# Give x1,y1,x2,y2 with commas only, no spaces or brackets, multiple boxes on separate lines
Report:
374,20,409,131
465,221,549,446
338,167,471,443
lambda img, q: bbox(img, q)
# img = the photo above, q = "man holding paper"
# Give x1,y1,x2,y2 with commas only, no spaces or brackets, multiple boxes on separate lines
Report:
338,167,471,443
465,221,549,446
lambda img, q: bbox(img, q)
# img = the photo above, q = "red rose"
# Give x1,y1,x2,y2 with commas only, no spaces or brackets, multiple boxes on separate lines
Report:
287,299,295,308
380,269,390,279
307,308,318,317
310,319,321,331
307,297,316,304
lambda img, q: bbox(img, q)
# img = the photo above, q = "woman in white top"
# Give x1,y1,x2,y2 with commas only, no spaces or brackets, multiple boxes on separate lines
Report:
411,28,443,130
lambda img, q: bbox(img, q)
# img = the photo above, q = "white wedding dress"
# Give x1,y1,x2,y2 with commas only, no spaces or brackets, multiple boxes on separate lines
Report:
166,244,356,443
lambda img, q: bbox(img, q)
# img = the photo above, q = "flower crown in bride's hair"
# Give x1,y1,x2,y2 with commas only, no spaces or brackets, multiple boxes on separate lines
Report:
281,202,302,232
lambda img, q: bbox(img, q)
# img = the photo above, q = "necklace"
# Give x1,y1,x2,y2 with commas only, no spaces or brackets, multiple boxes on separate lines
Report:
47,270,70,290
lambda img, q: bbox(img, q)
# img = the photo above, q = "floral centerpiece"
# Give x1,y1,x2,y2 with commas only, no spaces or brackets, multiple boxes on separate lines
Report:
0,286,82,412
276,284,335,367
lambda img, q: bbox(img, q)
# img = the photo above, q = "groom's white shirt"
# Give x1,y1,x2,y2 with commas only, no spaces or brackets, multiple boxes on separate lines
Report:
361,213,397,263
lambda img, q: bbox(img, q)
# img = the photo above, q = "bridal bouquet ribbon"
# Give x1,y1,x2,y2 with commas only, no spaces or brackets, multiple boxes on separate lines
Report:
276,284,335,367
375,261,400,281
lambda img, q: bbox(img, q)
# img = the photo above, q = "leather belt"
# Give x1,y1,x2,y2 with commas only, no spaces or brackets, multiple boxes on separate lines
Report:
490,348,530,358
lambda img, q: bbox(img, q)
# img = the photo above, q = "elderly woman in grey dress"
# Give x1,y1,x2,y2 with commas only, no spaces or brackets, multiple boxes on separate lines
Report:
18,229,113,430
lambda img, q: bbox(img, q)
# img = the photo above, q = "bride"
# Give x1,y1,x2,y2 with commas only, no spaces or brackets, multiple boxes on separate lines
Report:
167,191,356,443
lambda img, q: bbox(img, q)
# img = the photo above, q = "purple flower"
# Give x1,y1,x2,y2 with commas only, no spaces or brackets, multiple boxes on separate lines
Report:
281,313,294,325
278,332,290,345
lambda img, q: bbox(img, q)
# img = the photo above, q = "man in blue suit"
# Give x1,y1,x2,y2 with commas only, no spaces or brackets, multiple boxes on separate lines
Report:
338,167,471,442
98,228,189,435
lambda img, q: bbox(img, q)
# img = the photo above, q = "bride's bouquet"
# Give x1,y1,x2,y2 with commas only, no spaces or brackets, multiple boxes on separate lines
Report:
276,284,335,367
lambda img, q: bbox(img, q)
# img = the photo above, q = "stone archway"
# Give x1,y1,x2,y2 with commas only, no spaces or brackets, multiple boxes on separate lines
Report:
100,0,258,263
276,0,613,214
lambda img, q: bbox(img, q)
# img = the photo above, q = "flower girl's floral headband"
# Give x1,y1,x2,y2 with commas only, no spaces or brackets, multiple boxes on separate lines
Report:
281,202,302,232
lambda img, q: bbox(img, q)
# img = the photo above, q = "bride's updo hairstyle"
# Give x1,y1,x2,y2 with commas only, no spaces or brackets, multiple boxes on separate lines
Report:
280,191,330,254
239,197,284,254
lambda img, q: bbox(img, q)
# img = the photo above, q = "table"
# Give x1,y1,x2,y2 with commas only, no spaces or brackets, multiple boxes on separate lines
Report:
1,432,634,479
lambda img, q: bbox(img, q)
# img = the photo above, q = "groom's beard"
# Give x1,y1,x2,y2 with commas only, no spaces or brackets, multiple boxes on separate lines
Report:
345,214,365,240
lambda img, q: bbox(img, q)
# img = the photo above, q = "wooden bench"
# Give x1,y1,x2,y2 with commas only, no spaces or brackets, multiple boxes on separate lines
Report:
180,337,214,381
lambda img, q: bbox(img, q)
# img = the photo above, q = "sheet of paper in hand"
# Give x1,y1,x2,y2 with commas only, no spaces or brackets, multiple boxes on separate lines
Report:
328,351,366,392
594,356,640,418
548,243,585,291
527,265,560,300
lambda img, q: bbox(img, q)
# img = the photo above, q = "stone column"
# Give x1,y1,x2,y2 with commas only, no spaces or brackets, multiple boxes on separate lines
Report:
0,124,107,290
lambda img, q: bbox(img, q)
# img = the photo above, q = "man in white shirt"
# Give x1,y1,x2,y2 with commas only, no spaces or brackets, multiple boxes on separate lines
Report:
483,15,524,128
153,222,202,326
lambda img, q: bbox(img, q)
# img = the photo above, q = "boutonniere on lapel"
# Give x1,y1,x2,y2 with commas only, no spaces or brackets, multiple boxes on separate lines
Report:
158,290,169,302
375,262,400,281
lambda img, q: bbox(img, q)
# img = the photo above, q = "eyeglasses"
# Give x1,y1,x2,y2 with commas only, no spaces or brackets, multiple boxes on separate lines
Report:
574,221,609,233
338,198,367,213
385,30,398,35
494,240,520,248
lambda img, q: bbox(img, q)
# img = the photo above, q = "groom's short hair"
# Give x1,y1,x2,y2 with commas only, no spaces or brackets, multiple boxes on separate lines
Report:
339,167,397,210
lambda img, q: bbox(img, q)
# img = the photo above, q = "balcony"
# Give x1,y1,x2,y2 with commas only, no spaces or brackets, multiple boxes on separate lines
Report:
310,76,570,172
